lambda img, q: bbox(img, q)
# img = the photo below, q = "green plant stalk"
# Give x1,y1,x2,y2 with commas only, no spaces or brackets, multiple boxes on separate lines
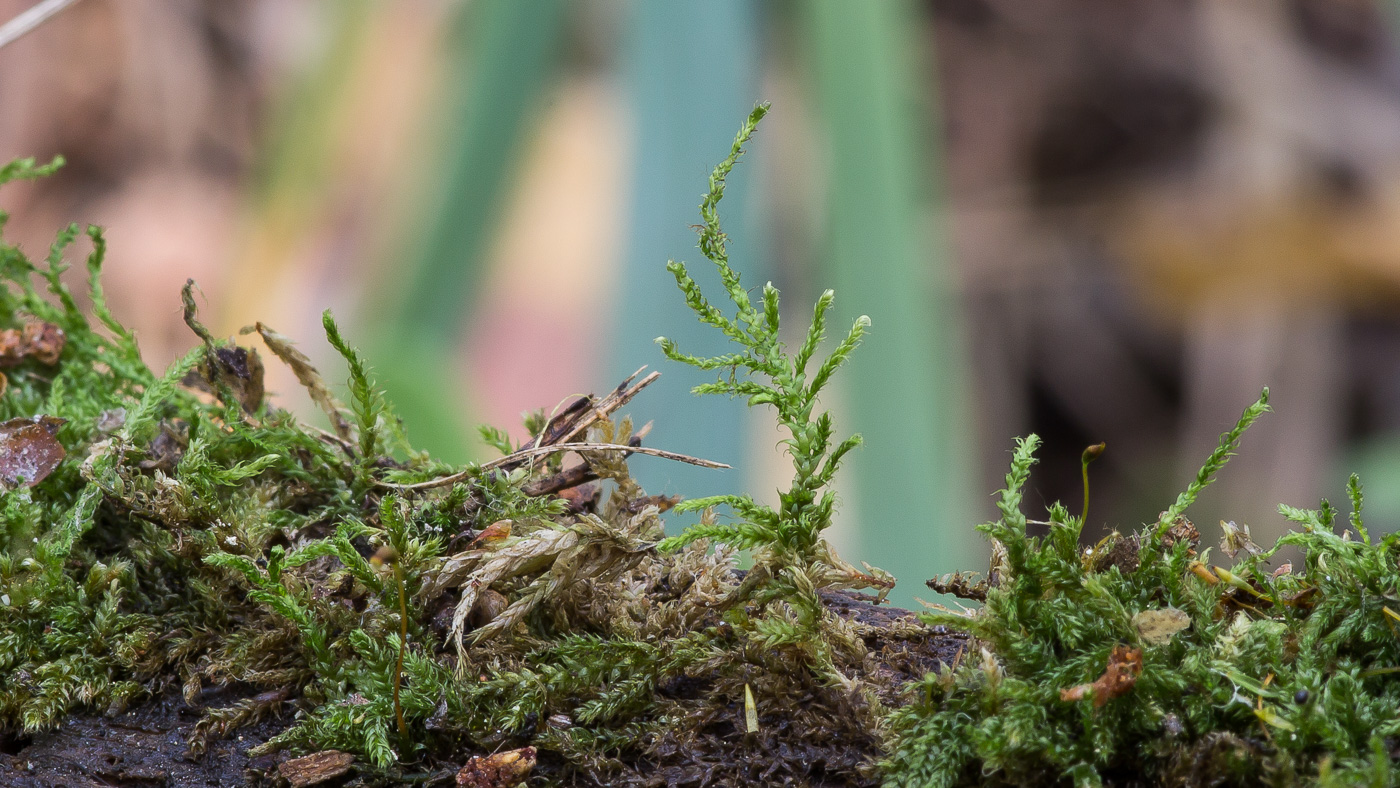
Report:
656,106,892,654
393,563,408,742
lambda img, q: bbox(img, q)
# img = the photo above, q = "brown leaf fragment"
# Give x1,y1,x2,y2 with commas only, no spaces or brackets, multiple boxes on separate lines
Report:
0,321,65,367
470,520,513,547
181,280,264,413
1060,645,1143,707
185,346,265,414
456,747,536,788
1160,513,1200,555
22,322,64,364
276,749,355,787
1219,520,1265,559
139,420,189,472
468,588,509,629
0,415,66,488
0,331,25,367
244,322,354,442
625,492,681,515
555,481,601,513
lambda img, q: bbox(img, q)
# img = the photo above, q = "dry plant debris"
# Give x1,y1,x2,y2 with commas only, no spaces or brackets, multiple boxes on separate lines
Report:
455,746,536,787
1058,645,1143,707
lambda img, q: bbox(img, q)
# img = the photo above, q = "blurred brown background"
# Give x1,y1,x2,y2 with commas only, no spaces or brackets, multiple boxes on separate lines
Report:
4,0,1400,605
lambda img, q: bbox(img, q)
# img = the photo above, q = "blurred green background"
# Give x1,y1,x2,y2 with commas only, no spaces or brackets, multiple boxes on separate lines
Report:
6,0,1400,605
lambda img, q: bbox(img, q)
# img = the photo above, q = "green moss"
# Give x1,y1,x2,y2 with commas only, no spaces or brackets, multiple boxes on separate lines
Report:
7,116,1400,788
0,134,897,785
656,104,891,681
883,392,1400,787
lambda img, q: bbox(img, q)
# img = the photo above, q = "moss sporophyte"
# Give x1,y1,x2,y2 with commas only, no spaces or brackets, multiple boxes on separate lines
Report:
2,115,1400,787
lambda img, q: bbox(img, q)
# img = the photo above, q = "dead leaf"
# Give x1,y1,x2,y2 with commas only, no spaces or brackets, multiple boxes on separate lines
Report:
0,415,66,488
556,481,601,513
139,420,188,472
470,519,513,547
0,321,65,367
456,746,536,788
21,322,65,365
1220,520,1264,559
1133,607,1191,645
277,750,355,787
184,346,264,414
1160,513,1200,554
1060,645,1143,707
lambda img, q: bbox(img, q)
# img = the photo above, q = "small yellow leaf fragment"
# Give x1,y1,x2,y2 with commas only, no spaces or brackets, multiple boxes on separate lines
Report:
1253,703,1296,732
1133,607,1191,646
744,683,758,733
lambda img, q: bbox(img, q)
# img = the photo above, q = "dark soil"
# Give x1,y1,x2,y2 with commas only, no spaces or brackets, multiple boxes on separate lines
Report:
0,592,966,788
0,686,289,788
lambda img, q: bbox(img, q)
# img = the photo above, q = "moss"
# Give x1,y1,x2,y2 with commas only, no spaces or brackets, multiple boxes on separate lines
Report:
883,394,1400,787
0,134,921,787
6,116,1400,788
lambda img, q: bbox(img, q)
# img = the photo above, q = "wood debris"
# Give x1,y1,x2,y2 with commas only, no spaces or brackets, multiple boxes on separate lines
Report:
456,746,536,788
276,749,355,787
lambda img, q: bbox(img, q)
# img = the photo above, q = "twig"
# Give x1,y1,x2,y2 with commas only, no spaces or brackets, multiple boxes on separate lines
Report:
376,442,728,492
501,367,658,470
493,442,726,471
0,0,85,51
522,433,644,497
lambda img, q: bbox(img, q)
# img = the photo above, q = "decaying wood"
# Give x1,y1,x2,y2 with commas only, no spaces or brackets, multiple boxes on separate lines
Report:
277,749,356,787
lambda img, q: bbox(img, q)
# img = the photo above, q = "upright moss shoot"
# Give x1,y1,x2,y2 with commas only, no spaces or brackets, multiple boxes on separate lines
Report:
656,104,891,670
